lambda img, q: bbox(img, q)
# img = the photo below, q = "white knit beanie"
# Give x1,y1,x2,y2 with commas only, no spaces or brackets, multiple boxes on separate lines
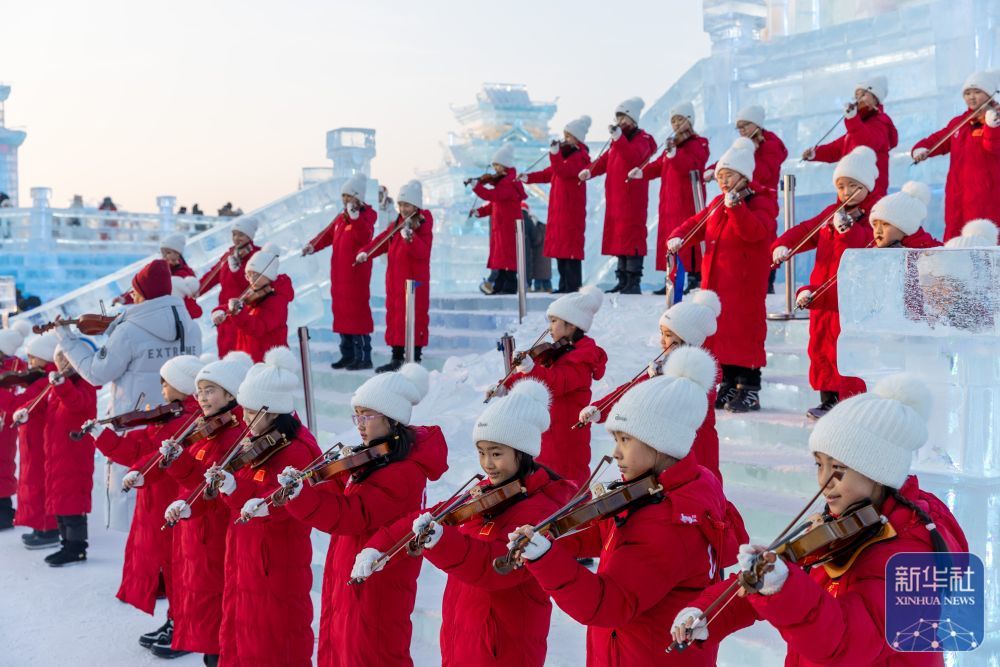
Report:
342,173,368,203
161,354,207,395
564,115,592,143
715,137,756,180
546,285,603,332
869,181,931,236
615,97,645,123
237,347,300,414
736,105,765,128
0,320,31,356
473,379,550,457
232,217,258,240
856,75,888,103
26,332,59,362
245,242,280,281
491,144,516,168
606,346,716,458
944,219,998,249
809,374,931,489
670,101,694,122
160,233,186,254
398,180,423,209
659,289,721,347
171,275,200,298
351,362,429,426
833,146,878,191
196,350,254,397
962,70,998,95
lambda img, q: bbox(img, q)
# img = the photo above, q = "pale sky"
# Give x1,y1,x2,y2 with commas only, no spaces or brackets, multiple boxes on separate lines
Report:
1,1,711,212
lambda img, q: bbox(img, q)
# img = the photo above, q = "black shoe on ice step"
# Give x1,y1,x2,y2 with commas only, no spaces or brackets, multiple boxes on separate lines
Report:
22,529,60,550
140,619,174,649
150,638,191,660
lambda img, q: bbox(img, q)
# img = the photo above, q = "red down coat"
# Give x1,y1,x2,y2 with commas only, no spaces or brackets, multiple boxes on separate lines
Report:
525,455,747,666
642,134,710,272
363,211,433,348
672,185,778,368
218,426,321,667
474,171,528,271
404,468,576,667
94,396,199,614
285,426,449,667
912,113,1000,241
230,274,294,362
0,355,27,499
44,374,97,516
813,105,898,198
773,196,875,397
525,144,591,260
165,410,244,654
503,336,608,489
901,228,943,249
692,476,968,667
308,206,376,335
13,364,57,530
200,243,260,356
591,129,657,257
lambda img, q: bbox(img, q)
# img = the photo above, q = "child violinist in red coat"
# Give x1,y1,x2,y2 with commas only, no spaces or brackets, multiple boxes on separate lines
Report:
0,320,30,531
510,347,747,666
672,374,968,667
202,219,260,356
868,181,944,250
473,143,528,295
219,243,294,362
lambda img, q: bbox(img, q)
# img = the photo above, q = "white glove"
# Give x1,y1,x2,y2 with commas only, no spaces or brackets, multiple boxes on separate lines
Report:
211,310,226,325
240,497,269,520
122,470,144,490
667,237,683,254
164,499,191,523
400,227,414,242
518,172,529,182
578,169,591,181
515,355,535,374
796,290,813,308
843,102,858,119
986,109,1000,128
833,209,854,234
347,204,360,221
277,466,304,500
227,254,241,272
548,141,559,155
48,371,64,386
506,529,551,561
487,383,508,400
227,298,242,313
647,359,664,378
411,512,443,550
772,246,790,264
671,607,709,643
665,146,677,159
801,147,816,161
737,544,789,596
355,251,368,264
159,439,182,462
703,168,715,183
627,167,643,180
578,405,601,424
911,147,929,162
205,468,236,495
724,189,742,208
301,243,315,256
609,125,623,141
12,408,28,425
351,547,386,580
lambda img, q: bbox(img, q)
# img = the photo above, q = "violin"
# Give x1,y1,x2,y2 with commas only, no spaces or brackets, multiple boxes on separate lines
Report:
0,368,47,389
223,429,290,478
32,313,116,336
463,172,504,187
157,409,241,470
513,337,574,369
725,183,755,206
665,127,694,152
305,441,394,484
71,400,186,441
228,284,274,314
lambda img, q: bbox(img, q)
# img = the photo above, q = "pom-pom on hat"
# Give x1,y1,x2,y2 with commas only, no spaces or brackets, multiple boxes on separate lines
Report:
715,137,756,180
564,115,592,143
809,373,931,489
472,378,550,457
615,97,645,123
160,233,186,255
398,180,423,209
491,144,516,169
606,346,716,458
736,105,765,128
546,285,603,332
196,351,253,398
245,242,280,281
869,181,930,236
962,70,998,95
0,320,31,356
26,332,59,363
237,347,301,415
658,289,721,346
171,276,200,298
341,173,368,203
132,259,173,300
351,362,429,426
944,219,998,249
232,217,258,240
856,75,888,103
161,354,208,396
833,145,878,192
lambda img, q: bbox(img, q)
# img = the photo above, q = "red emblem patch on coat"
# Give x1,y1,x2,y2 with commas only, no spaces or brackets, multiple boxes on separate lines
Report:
195,449,206,461
253,469,266,482
826,580,841,598
479,522,495,537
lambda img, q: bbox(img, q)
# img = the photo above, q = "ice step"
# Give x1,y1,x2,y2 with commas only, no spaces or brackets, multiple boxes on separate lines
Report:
720,438,817,499
759,373,821,413
765,343,810,376
716,409,813,452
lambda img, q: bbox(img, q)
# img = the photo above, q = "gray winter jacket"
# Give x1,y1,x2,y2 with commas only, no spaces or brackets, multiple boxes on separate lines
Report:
55,294,202,416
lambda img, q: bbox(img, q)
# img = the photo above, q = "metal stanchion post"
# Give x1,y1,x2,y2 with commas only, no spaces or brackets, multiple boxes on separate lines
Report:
768,173,808,320
515,215,527,324
404,279,416,364
297,326,317,434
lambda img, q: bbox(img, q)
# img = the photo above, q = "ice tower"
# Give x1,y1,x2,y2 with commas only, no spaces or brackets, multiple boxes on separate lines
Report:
0,85,26,207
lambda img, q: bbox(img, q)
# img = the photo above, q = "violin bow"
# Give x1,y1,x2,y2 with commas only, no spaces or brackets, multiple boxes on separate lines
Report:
195,246,237,298
572,347,673,430
354,211,419,265
122,411,204,491
581,135,613,174
797,239,877,310
772,192,862,270
912,89,999,164
521,149,549,175
800,104,855,164
484,328,550,404
626,130,678,182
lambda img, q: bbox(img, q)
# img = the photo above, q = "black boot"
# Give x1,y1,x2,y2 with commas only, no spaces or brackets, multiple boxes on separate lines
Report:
767,267,777,295
22,528,60,550
495,270,518,294
684,272,701,295
331,334,355,369
140,619,174,649
652,280,668,296
620,256,643,295
806,391,839,420
204,655,220,667
376,346,405,374
347,335,373,371
714,382,737,410
414,346,423,363
726,384,761,413
46,515,87,566
149,638,191,659
605,257,627,293
0,496,13,531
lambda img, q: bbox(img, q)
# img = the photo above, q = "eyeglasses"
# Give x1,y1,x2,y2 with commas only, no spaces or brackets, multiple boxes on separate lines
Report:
351,414,382,426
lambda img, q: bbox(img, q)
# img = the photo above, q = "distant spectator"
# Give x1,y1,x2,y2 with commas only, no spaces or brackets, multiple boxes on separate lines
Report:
66,195,85,229
218,202,237,217
191,203,204,216
523,203,552,292
98,196,118,240
0,192,11,208
177,206,188,215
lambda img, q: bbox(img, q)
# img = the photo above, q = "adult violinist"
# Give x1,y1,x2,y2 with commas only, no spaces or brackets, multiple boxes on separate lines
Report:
672,374,968,666
357,379,574,666
508,347,746,666
201,219,260,355
217,243,294,362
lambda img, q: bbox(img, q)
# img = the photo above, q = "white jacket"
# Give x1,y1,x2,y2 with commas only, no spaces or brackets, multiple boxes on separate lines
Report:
56,294,202,416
